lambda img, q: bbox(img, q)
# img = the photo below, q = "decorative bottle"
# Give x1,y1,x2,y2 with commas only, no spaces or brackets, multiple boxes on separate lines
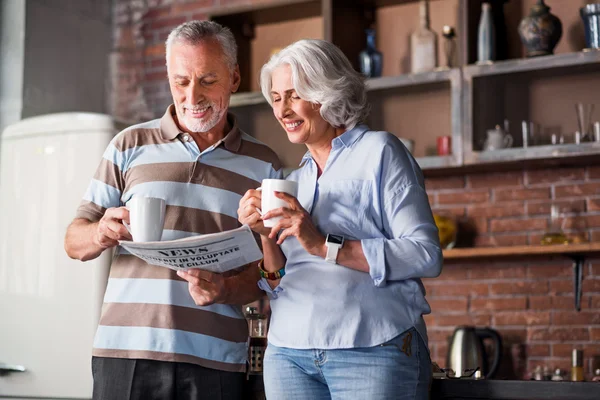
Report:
359,28,383,78
540,204,569,245
477,2,495,64
411,0,437,73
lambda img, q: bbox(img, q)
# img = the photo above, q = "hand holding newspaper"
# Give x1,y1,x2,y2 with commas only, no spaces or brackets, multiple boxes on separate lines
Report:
119,225,262,273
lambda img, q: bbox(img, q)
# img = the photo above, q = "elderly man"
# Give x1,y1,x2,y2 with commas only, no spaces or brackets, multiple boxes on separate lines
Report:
64,20,281,400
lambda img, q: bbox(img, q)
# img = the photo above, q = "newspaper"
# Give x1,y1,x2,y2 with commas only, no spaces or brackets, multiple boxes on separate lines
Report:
119,225,262,273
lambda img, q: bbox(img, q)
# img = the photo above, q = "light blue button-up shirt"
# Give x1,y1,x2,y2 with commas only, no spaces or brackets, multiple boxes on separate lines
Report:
259,124,442,349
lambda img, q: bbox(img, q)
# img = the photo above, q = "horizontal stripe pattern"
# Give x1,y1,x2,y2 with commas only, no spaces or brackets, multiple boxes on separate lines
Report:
121,181,242,220
91,348,245,373
93,325,247,364
102,278,245,320
99,303,248,343
76,109,280,370
123,161,259,197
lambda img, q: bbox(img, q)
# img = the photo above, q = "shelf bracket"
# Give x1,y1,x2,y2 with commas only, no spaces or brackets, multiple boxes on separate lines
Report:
569,255,584,312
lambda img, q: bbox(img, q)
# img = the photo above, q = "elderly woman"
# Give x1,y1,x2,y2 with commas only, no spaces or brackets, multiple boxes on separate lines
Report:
238,39,442,400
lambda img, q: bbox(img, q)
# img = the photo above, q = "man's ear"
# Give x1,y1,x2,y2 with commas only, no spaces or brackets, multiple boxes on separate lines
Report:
231,64,241,93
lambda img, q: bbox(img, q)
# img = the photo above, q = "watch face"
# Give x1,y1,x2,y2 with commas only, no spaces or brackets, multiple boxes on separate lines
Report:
327,234,344,245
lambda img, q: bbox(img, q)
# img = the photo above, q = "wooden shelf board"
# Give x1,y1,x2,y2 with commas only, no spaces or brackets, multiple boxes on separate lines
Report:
466,142,600,165
443,242,600,260
463,50,600,78
366,69,454,91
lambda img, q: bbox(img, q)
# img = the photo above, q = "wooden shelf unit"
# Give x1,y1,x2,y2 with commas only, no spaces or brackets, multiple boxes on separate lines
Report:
211,0,600,173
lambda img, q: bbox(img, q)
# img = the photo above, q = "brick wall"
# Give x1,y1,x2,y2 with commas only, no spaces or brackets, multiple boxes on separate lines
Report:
425,166,600,379
112,0,600,381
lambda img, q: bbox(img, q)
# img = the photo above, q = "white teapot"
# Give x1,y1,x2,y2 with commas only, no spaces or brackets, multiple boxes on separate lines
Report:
484,125,513,151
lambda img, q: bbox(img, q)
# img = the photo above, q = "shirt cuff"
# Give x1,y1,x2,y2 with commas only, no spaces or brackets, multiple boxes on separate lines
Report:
361,237,387,287
257,277,283,300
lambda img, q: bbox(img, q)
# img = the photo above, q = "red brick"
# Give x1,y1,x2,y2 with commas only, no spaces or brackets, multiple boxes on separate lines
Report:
425,176,466,190
171,0,212,14
528,327,589,341
555,183,600,198
527,167,586,185
553,311,600,325
438,190,490,205
592,231,600,243
527,344,550,357
591,295,600,309
427,193,436,206
496,328,528,342
190,12,209,20
142,6,173,20
551,296,586,310
470,297,527,311
147,16,187,31
428,329,454,342
579,215,600,228
550,280,573,294
589,166,600,180
527,263,571,278
471,217,488,234
467,203,525,218
495,188,550,202
474,236,494,247
588,198,600,211
490,281,548,295
436,265,469,280
591,259,600,275
432,207,466,218
528,296,552,309
488,234,529,246
144,43,165,57
470,264,527,279
527,200,587,216
494,311,551,326
428,298,469,313
490,218,547,233
468,172,523,189
145,70,167,82
591,328,600,341
426,282,489,297
428,313,490,327
552,344,578,358
582,279,600,292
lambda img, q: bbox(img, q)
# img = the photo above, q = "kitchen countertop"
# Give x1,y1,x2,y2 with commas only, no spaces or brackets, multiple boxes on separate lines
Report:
245,376,600,400
431,379,600,400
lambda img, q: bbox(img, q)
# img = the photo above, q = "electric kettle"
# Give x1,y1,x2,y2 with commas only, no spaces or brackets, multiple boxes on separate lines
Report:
446,326,503,378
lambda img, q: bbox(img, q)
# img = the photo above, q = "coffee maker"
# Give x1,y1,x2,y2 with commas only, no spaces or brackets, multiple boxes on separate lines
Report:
245,306,268,375
447,326,503,379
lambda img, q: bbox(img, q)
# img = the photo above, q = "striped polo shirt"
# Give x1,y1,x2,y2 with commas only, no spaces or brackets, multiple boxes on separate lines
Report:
76,105,282,372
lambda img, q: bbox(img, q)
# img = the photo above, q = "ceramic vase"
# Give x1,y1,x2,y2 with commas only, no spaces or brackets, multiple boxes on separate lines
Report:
518,0,562,57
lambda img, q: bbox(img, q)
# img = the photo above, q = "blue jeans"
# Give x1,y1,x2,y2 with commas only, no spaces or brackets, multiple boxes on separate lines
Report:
263,328,431,400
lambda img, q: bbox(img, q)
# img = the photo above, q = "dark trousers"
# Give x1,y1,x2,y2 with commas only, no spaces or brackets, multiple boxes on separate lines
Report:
92,356,246,400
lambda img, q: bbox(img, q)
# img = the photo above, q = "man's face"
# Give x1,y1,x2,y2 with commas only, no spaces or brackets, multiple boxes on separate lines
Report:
167,39,240,134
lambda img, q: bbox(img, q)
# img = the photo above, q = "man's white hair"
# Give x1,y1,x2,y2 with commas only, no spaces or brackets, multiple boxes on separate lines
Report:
165,20,237,69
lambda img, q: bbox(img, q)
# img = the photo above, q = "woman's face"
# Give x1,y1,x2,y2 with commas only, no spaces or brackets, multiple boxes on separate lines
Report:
270,64,330,145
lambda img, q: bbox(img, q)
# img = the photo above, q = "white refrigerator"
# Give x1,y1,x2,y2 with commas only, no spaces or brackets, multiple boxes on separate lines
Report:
0,113,118,399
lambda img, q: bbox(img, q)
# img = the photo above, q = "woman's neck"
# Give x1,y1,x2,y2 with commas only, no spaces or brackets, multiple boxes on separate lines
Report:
307,125,346,176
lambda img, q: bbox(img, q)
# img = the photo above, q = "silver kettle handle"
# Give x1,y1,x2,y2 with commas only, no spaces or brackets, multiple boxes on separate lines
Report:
0,363,27,376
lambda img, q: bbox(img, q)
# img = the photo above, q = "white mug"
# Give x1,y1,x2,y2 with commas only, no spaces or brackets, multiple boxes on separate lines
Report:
259,179,299,228
125,196,166,242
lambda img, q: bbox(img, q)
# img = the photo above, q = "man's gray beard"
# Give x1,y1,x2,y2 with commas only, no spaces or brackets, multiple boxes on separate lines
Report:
182,104,225,133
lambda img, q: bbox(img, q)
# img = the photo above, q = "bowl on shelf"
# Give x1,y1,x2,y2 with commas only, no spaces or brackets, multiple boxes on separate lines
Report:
434,214,457,249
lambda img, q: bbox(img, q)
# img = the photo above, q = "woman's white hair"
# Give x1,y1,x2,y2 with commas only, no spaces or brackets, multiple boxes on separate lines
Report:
260,39,369,130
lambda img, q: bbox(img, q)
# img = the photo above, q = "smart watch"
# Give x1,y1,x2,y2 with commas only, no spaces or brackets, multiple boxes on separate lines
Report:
325,234,344,264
